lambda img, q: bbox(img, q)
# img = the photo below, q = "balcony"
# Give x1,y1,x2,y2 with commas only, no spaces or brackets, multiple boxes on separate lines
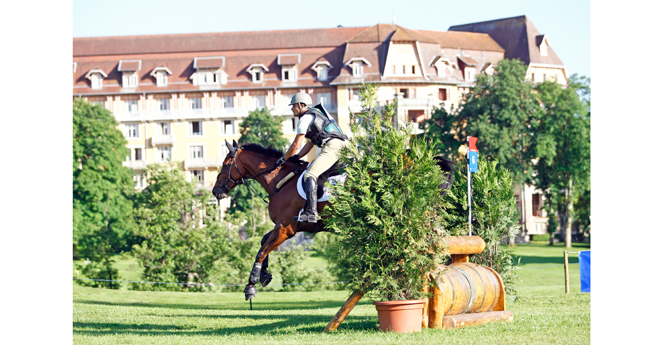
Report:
184,158,220,169
112,107,250,122
398,98,434,107
151,134,175,146
123,160,147,170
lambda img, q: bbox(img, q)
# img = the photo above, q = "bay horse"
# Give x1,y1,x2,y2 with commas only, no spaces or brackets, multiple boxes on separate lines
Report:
212,140,455,301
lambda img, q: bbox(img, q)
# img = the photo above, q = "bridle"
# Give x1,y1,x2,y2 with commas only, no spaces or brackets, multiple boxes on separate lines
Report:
215,148,277,203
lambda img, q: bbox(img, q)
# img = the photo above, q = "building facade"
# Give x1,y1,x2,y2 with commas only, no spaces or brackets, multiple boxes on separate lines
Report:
73,15,566,235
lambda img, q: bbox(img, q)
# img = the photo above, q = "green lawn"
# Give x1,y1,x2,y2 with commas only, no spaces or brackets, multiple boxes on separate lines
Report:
73,243,590,344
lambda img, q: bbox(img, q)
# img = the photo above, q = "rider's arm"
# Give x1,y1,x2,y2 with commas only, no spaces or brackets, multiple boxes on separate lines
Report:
282,134,306,160
296,140,315,159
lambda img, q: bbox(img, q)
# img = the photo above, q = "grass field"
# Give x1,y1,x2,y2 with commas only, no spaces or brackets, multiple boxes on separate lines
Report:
73,242,590,344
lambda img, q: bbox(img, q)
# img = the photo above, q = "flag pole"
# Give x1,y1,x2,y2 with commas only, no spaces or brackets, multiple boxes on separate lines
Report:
467,136,472,236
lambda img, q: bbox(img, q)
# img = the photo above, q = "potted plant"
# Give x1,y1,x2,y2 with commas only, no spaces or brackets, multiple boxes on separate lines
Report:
324,84,450,333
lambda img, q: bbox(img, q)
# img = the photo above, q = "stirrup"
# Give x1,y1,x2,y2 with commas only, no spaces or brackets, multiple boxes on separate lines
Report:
307,212,318,223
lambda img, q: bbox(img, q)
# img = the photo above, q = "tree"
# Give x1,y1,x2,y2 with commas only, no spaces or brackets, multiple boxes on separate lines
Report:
418,105,463,160
534,75,590,248
73,99,136,288
131,163,226,291
324,83,449,301
226,107,287,230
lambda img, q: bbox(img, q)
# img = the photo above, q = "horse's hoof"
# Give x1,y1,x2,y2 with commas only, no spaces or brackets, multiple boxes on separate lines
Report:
260,272,272,287
244,285,257,301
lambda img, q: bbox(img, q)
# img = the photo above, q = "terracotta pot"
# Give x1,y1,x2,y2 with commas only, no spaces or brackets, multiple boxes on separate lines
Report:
373,299,425,333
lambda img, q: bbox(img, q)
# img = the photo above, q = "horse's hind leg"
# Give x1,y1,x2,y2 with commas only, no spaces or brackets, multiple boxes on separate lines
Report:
245,223,295,300
258,231,273,287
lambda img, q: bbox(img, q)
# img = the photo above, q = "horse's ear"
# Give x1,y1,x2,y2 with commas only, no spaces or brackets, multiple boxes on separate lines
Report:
225,140,234,154
232,140,238,149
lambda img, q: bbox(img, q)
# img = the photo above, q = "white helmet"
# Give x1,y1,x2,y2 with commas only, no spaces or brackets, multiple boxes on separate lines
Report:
289,92,313,107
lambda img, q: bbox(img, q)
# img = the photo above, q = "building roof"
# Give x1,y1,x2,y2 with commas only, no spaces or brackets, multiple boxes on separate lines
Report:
73,26,368,57
448,15,563,66
416,30,504,52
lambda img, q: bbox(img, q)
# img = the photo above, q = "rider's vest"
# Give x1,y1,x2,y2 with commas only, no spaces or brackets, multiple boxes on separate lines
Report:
300,105,348,147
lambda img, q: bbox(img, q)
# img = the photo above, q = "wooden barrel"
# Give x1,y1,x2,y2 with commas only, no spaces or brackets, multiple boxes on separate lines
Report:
432,262,503,316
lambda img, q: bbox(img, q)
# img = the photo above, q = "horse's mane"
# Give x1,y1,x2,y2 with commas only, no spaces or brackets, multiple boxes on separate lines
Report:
240,143,305,164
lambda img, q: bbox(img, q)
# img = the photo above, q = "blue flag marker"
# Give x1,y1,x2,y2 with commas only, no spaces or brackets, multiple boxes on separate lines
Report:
468,151,479,173
578,251,591,292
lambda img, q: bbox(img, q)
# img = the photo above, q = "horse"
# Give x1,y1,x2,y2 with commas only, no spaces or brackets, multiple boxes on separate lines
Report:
212,140,455,301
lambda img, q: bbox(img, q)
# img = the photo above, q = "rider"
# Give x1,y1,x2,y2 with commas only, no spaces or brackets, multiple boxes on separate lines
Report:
275,92,348,223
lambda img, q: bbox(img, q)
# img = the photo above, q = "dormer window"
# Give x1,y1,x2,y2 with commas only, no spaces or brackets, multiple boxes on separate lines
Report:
84,68,107,90
537,35,550,57
118,60,142,89
457,56,478,82
150,66,172,87
278,54,300,82
247,63,269,83
430,56,454,78
346,57,371,78
312,59,333,81
192,57,227,86
465,68,476,82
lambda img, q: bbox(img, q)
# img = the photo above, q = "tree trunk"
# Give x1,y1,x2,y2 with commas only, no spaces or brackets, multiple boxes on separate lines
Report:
566,179,573,248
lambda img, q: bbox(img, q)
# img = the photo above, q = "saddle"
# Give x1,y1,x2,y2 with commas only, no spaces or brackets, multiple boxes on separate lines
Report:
275,162,347,200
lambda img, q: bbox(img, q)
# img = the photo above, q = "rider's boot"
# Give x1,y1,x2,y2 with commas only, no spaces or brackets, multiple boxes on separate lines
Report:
303,176,319,223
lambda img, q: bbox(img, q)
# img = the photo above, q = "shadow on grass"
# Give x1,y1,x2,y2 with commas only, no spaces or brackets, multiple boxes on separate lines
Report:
73,313,377,336
517,255,580,265
73,299,371,311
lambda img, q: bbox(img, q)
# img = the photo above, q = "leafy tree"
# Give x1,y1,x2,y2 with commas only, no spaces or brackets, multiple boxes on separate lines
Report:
324,83,449,301
443,157,521,297
226,108,287,218
418,105,463,160
534,75,590,247
131,163,226,291
73,99,136,288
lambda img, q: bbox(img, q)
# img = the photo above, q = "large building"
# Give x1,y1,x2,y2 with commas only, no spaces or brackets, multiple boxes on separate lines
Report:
73,15,566,236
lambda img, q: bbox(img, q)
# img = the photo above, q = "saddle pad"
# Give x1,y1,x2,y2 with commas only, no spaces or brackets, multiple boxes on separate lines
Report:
297,169,347,202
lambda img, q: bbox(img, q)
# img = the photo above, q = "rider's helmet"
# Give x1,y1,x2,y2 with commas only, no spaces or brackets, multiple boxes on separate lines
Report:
289,92,313,107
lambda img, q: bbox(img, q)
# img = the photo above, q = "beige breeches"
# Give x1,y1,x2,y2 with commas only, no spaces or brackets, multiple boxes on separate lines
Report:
304,139,347,179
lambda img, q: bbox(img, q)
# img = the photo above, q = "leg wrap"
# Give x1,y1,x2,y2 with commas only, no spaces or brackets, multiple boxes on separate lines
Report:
248,262,262,285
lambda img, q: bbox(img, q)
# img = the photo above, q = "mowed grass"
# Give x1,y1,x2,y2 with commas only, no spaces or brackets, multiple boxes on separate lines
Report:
73,243,590,344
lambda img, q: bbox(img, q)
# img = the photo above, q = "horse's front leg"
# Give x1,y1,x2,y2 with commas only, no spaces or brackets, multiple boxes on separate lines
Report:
244,223,295,300
258,230,273,287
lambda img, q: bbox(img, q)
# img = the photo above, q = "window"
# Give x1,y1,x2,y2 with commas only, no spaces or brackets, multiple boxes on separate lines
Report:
126,100,139,114
157,99,170,111
190,121,203,136
123,73,138,88
465,68,476,82
156,71,168,86
282,67,297,81
543,74,547,82
191,169,204,183
157,146,172,162
254,71,262,82
532,194,542,217
400,88,409,98
126,124,139,138
91,74,103,89
352,89,361,101
219,144,229,159
190,145,204,159
283,116,298,134
134,173,144,188
90,100,105,108
158,122,170,135
133,148,143,161
401,65,406,75
282,94,294,107
438,88,447,101
252,95,265,109
391,65,396,75
221,120,234,135
317,92,331,106
412,65,416,74
219,96,233,108
189,97,202,109
531,73,535,82
353,63,363,77
317,66,328,81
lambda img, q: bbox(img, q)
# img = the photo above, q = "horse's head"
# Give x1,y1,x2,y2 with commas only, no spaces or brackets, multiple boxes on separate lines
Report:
213,140,242,200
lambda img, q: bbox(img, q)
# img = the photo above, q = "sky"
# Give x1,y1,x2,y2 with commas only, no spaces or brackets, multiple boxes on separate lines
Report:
73,0,591,79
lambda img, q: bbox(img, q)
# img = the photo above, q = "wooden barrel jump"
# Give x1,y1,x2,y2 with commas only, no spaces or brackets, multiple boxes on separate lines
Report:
324,236,513,332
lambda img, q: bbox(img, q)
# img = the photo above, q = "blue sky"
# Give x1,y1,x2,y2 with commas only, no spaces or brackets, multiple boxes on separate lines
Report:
73,0,590,79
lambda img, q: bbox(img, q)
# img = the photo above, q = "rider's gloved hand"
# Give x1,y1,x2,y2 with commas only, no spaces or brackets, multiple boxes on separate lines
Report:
290,154,299,161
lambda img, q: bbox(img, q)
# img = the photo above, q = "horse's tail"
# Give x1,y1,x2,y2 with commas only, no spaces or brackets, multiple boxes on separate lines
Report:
434,155,456,196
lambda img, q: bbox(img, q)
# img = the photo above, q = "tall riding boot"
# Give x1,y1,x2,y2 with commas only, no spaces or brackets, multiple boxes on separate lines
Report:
303,176,319,223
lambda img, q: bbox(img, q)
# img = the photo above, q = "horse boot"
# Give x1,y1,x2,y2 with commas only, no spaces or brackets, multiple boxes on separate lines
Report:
260,256,272,287
244,262,261,300
303,176,319,223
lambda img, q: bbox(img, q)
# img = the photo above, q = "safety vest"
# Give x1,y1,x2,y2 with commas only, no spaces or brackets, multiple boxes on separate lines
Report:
300,105,348,147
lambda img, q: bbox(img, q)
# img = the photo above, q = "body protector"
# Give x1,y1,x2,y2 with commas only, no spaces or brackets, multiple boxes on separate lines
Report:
301,104,348,147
